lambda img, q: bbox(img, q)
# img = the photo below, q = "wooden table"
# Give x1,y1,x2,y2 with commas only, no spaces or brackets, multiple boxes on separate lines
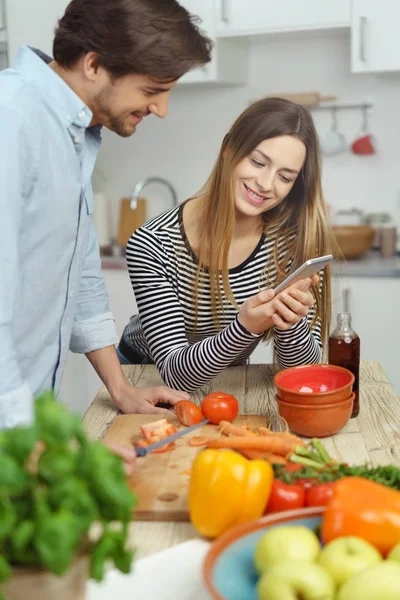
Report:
83,360,400,560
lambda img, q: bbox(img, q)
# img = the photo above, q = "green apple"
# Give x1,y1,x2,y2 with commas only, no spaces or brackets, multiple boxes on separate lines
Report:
387,541,400,563
337,561,400,600
318,536,382,586
254,526,321,574
257,560,335,600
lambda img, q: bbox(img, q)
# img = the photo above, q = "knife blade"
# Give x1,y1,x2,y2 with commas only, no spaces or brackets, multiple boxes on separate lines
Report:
135,419,209,457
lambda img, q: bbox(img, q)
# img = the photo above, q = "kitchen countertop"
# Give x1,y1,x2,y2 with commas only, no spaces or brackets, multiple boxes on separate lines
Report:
83,360,400,561
101,251,400,277
334,250,400,278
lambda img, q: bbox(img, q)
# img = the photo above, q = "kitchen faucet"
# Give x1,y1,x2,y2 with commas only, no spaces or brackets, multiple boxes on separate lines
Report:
130,177,178,210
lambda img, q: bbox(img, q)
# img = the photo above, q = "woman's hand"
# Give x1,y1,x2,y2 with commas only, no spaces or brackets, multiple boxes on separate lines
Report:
238,275,318,335
272,274,318,331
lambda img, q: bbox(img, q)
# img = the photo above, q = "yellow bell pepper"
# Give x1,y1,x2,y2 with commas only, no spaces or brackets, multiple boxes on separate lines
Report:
188,449,274,538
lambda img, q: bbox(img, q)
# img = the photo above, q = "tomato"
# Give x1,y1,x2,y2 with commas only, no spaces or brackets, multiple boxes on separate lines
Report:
201,392,239,425
140,419,176,441
176,401,203,427
306,482,336,507
265,480,306,513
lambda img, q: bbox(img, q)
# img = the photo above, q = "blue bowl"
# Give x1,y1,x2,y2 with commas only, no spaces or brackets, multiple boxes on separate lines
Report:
203,507,324,600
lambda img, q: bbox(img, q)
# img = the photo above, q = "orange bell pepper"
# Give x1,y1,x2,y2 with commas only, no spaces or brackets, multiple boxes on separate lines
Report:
321,476,400,556
188,449,273,538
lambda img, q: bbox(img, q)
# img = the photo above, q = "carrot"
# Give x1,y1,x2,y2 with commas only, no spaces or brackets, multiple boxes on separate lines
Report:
238,448,288,465
219,421,256,437
189,436,210,447
207,434,305,457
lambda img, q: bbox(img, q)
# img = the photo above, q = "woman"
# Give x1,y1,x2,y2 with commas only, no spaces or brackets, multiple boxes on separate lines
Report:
118,98,334,392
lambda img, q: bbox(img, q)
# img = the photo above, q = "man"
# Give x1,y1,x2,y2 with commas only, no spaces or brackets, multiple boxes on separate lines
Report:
0,0,212,430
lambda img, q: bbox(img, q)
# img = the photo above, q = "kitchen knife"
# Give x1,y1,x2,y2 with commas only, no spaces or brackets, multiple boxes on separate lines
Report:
135,419,209,457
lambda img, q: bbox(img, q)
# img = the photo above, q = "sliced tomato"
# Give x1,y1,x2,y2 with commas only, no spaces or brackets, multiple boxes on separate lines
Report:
176,400,203,427
201,392,239,425
140,419,177,441
135,439,173,454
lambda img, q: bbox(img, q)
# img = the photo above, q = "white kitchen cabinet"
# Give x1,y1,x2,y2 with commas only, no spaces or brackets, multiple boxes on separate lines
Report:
178,0,247,85
249,340,274,365
351,0,400,73
216,0,350,37
332,276,399,393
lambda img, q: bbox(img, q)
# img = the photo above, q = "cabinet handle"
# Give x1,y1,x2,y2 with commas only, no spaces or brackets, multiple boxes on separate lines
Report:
343,288,350,313
359,16,367,62
221,0,229,23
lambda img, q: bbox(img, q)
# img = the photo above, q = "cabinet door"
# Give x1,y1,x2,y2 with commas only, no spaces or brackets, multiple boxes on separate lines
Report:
352,0,400,73
217,0,350,36
332,276,400,393
249,341,274,365
178,0,217,83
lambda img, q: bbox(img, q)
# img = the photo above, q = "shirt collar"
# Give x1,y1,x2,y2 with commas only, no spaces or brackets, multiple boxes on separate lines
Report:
14,46,96,130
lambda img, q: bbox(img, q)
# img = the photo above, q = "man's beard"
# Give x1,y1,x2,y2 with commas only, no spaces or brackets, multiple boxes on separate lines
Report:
93,86,137,138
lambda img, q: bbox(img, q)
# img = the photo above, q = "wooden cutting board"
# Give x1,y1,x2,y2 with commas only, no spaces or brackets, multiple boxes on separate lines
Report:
104,414,267,522
116,197,147,247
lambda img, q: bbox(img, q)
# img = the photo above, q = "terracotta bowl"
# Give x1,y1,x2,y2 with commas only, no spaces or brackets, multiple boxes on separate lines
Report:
276,393,354,438
274,364,354,404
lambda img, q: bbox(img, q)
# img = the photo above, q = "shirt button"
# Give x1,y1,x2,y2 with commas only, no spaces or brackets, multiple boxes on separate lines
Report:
78,110,85,119
74,136,80,144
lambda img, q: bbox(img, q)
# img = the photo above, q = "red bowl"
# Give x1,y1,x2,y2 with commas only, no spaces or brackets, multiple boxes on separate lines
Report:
276,392,354,438
274,364,354,404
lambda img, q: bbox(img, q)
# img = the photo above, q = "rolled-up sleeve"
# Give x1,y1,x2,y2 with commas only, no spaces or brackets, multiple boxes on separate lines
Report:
70,223,118,353
0,106,35,428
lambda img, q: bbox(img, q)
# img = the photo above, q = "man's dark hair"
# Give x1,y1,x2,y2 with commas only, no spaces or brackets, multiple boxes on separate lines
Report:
53,0,213,81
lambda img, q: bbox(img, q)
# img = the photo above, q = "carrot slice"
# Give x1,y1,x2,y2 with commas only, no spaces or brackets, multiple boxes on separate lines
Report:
189,436,210,447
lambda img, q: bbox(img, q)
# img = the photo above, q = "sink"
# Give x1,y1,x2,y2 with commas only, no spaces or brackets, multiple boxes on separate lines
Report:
332,225,375,259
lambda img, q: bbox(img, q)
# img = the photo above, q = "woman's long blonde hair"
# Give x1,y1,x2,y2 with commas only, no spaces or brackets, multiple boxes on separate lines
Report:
192,97,337,350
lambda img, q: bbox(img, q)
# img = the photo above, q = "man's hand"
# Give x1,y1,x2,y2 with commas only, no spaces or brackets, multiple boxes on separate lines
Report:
113,382,190,416
104,440,136,476
86,345,189,416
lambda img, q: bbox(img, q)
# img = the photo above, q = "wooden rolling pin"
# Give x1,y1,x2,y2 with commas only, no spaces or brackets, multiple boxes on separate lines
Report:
259,92,337,107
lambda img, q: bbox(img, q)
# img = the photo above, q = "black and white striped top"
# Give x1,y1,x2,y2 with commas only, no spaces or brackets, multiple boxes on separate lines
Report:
124,204,322,392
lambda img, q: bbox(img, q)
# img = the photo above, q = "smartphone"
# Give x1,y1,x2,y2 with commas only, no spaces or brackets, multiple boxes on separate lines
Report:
273,255,333,294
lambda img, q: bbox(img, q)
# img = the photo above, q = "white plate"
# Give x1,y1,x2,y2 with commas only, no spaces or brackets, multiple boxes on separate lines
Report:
87,539,211,600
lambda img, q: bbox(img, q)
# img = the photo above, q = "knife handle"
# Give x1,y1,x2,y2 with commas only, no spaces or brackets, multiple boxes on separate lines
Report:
135,446,149,458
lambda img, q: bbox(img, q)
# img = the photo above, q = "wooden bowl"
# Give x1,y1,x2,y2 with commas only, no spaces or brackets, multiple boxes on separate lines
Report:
276,393,354,438
274,364,354,404
332,225,375,259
